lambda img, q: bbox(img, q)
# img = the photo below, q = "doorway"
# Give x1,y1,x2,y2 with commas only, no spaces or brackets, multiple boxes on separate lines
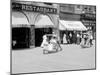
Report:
12,27,30,49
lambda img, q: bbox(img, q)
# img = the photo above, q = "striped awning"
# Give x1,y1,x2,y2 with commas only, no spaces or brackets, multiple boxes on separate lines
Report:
59,21,66,30
59,20,87,31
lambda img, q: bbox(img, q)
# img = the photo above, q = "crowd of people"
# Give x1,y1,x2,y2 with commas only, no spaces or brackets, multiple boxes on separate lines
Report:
40,31,94,53
80,31,93,47
60,30,94,47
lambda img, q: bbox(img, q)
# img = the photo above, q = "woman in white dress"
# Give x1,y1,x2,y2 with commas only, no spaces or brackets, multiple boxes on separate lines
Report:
41,35,48,48
48,36,62,51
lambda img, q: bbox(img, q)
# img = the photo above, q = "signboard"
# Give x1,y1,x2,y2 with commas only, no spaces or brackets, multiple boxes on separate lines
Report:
81,14,96,19
12,3,57,14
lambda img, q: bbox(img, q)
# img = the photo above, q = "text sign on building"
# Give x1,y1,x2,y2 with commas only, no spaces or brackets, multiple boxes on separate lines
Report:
12,3,57,14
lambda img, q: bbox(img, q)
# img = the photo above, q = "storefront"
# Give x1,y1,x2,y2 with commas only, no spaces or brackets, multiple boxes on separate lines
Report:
59,20,87,44
59,21,66,43
59,20,87,31
34,14,55,46
12,11,30,49
12,1,59,49
80,13,96,39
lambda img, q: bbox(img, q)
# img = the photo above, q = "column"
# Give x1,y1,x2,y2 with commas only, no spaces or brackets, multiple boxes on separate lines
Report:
30,25,35,48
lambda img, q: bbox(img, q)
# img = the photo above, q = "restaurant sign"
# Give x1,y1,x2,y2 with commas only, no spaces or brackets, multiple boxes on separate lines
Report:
12,3,57,14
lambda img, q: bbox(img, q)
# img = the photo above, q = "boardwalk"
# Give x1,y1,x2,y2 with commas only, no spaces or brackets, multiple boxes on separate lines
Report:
12,43,95,74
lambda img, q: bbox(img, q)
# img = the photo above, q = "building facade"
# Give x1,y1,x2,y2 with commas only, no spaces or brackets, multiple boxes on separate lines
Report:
80,6,96,39
12,1,60,49
59,4,96,38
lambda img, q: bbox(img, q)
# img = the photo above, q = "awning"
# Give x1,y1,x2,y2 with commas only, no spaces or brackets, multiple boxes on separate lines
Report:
59,21,66,30
12,12,29,25
59,20,87,31
35,15,54,28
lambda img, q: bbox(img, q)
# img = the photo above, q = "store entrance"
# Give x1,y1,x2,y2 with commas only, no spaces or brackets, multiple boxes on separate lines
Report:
12,27,30,49
35,28,52,47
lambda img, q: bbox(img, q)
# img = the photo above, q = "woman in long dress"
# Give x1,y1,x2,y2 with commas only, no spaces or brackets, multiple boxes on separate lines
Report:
41,35,48,48
48,36,62,51
80,34,90,48
80,34,86,47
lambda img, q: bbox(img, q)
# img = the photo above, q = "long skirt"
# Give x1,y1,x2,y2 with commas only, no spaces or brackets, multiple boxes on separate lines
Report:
41,40,48,48
47,43,57,51
80,38,90,48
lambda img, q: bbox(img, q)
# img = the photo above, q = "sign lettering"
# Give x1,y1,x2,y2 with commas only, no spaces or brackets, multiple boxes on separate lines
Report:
12,3,57,14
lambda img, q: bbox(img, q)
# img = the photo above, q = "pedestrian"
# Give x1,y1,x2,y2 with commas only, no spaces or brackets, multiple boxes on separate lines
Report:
63,34,67,44
41,34,49,48
85,31,91,47
80,33,82,43
81,33,91,48
80,34,85,46
72,31,77,44
60,31,64,44
48,36,62,52
90,32,93,46
66,32,69,44
77,33,80,45
69,32,72,44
